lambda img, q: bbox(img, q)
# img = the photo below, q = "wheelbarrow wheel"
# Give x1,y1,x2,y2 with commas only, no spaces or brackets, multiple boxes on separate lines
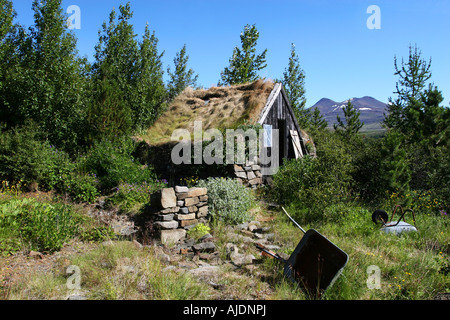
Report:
372,209,388,225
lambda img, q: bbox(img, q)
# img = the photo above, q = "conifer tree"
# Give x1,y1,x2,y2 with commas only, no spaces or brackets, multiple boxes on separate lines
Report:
167,44,198,101
308,107,327,132
281,43,307,125
334,99,364,140
384,44,449,148
384,45,431,134
219,24,267,86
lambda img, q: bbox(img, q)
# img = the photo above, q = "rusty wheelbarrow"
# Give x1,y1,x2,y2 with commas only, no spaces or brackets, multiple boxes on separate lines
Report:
256,207,348,297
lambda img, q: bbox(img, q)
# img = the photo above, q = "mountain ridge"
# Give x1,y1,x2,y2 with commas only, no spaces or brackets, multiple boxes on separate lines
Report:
308,96,388,132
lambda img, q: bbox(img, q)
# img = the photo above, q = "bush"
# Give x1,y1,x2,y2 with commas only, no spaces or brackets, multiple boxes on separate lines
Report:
0,122,73,191
271,131,354,223
78,137,156,192
63,172,100,203
108,180,168,211
196,177,254,225
0,198,82,253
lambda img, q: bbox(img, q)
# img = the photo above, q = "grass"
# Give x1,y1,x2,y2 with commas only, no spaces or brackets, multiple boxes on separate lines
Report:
141,79,274,145
1,187,448,300
5,241,211,300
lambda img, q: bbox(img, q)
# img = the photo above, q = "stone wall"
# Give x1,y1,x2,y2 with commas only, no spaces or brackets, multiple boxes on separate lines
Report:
233,163,263,188
154,186,209,244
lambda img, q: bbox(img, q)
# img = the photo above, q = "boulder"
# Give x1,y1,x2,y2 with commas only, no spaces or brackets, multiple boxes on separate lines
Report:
160,229,186,245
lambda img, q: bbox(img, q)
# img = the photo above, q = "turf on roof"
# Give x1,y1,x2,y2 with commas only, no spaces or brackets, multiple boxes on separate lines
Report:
142,79,275,145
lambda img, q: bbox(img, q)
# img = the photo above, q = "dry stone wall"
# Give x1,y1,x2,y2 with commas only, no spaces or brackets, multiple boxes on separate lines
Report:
154,186,209,244
233,163,263,188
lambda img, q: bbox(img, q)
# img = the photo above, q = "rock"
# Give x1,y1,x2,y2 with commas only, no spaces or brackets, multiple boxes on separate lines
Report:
188,265,220,278
193,242,216,253
199,233,213,242
155,220,179,229
160,229,186,245
153,246,171,263
175,213,196,220
175,186,189,193
248,178,262,185
247,171,256,180
244,166,252,172
188,205,198,213
29,251,44,259
184,197,199,207
157,213,175,221
197,206,208,218
199,195,208,202
225,243,238,255
251,164,261,171
234,171,247,179
177,200,184,207
235,222,249,230
161,188,177,208
187,187,207,197
179,207,189,214
233,164,244,172
160,206,180,214
132,240,143,249
176,192,189,200
248,224,258,232
253,233,264,239
226,244,256,266
180,219,199,228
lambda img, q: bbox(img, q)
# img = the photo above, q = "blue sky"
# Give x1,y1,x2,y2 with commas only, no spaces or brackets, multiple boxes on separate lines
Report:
11,0,450,107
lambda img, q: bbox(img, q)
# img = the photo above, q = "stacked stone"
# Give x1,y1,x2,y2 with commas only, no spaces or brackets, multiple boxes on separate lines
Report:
155,186,209,244
233,163,263,188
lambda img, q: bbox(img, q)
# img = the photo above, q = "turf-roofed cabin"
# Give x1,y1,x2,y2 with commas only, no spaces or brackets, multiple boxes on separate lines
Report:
139,79,309,186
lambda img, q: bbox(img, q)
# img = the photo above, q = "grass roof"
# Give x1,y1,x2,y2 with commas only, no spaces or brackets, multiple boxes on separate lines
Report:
141,79,275,145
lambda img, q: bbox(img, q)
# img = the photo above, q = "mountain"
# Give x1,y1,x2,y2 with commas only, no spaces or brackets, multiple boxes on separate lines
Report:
309,96,388,132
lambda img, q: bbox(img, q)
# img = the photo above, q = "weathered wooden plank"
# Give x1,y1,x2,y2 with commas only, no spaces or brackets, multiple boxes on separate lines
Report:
258,83,282,124
290,130,304,159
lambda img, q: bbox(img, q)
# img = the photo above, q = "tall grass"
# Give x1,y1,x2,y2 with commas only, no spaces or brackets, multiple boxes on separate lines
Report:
4,241,210,300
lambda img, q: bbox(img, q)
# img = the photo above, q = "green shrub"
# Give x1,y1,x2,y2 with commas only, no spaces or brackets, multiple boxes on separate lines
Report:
0,198,81,253
63,172,100,203
270,131,355,224
0,122,73,191
78,137,156,192
196,177,253,225
108,180,168,211
187,223,211,240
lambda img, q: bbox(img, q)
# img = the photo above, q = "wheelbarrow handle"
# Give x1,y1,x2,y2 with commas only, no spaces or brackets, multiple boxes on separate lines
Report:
282,207,306,234
390,205,417,228
255,243,286,262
